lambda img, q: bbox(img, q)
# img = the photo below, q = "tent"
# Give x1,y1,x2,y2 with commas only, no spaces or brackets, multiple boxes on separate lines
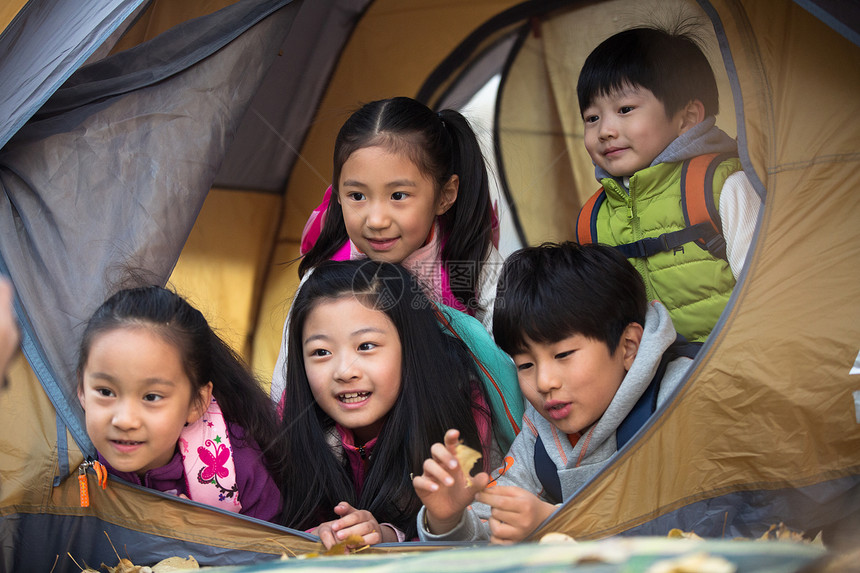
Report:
1,0,858,570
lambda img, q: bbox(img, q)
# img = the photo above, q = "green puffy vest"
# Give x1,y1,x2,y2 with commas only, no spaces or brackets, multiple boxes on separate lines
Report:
596,158,741,342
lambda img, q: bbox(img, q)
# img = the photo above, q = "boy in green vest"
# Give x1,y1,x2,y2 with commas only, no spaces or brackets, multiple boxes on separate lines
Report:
575,25,761,342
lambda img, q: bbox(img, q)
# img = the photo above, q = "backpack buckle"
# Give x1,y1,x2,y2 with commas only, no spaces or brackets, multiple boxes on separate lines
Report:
656,234,684,255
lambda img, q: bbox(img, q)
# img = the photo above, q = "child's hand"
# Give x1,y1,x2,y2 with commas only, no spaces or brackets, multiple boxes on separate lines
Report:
475,485,556,544
412,429,490,535
315,502,392,549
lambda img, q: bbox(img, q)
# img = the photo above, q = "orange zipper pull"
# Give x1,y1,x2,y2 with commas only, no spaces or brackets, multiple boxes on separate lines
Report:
78,459,108,507
94,460,108,489
78,463,90,507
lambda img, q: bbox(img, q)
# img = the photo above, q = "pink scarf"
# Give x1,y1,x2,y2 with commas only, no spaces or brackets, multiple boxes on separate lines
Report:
178,398,241,512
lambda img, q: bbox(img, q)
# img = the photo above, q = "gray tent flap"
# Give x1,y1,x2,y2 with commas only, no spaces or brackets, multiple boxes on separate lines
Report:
0,0,299,451
0,0,148,150
214,0,373,193
36,0,293,118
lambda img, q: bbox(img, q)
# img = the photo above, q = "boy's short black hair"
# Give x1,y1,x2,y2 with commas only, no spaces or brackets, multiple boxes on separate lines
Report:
493,242,647,355
577,26,719,118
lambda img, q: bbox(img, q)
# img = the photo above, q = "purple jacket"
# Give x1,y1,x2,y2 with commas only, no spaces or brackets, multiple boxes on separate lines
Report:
99,423,282,522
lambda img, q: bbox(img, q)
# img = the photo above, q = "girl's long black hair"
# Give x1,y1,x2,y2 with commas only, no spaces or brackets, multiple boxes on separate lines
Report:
299,97,494,315
277,260,489,538
76,285,283,473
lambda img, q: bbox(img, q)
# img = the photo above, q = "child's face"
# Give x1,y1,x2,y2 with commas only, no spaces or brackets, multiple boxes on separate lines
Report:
582,85,688,178
337,145,457,264
512,332,634,435
302,296,403,444
78,327,208,477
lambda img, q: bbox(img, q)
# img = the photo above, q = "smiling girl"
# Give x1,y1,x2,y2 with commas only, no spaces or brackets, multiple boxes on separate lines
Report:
271,96,504,405
275,260,492,547
76,286,282,521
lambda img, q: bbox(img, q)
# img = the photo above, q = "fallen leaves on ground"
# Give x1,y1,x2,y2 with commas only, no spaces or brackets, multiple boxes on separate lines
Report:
68,554,199,572
297,534,369,559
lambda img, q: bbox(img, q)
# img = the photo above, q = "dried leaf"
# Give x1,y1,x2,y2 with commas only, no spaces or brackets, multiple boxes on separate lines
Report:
69,535,201,573
757,522,809,543
299,534,369,559
103,558,144,573
539,532,576,544
776,525,806,542
810,530,825,546
151,555,199,571
667,528,703,540
324,534,367,555
297,552,320,560
454,443,482,486
646,552,736,573
757,523,777,541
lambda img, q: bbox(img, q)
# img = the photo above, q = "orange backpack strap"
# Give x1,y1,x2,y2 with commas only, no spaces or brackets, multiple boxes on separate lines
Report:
575,187,607,244
680,152,737,260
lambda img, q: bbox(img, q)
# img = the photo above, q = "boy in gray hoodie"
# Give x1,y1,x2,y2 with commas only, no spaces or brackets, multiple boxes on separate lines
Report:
413,242,694,543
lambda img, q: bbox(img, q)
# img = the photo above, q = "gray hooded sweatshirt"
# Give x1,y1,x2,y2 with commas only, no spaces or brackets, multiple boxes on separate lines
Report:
417,301,692,542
